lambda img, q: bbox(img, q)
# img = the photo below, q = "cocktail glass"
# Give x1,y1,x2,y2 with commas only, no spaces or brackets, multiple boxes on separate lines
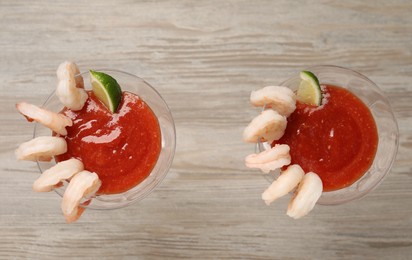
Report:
34,69,176,209
259,65,398,205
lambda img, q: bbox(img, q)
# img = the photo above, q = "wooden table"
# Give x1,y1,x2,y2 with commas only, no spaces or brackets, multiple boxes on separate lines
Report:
1,1,411,259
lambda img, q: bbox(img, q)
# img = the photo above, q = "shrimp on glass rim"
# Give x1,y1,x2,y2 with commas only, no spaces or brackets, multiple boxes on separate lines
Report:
243,109,287,143
15,136,67,162
16,102,72,136
261,164,304,205
287,172,323,219
32,158,84,192
245,144,291,174
61,170,101,224
56,61,88,111
250,86,296,117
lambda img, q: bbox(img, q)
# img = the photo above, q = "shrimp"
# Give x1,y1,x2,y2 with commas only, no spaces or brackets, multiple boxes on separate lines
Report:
261,164,304,205
61,170,101,223
56,77,88,111
245,144,291,173
250,86,296,117
56,61,84,89
32,159,84,192
15,136,67,161
287,172,323,219
56,61,88,111
16,102,72,136
243,109,287,143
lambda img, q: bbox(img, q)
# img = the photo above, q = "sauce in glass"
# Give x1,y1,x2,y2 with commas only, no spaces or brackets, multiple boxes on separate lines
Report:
273,85,378,191
56,91,161,194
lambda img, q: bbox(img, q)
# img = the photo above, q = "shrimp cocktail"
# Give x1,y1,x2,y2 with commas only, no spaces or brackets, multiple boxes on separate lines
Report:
16,62,176,223
243,66,398,219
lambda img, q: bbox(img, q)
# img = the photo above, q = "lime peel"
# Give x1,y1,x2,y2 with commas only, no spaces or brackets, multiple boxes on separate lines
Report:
89,70,122,113
297,70,322,106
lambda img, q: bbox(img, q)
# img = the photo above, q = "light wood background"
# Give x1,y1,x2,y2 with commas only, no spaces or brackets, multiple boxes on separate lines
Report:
1,0,411,259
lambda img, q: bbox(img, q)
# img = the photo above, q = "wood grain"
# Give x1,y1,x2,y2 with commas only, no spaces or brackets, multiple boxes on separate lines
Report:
1,0,411,259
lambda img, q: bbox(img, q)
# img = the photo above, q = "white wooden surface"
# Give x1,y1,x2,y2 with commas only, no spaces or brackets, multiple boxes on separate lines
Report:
1,0,411,259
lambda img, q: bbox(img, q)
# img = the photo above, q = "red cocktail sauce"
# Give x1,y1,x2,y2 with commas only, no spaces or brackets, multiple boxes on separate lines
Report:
273,85,378,191
56,91,161,194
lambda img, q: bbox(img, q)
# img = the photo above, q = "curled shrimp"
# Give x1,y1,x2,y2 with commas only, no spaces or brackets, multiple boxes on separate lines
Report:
287,172,323,219
250,86,296,117
261,164,304,205
16,102,72,136
61,170,101,223
32,159,84,192
15,136,67,161
56,77,88,111
245,144,291,173
56,61,84,88
56,62,88,111
243,109,287,143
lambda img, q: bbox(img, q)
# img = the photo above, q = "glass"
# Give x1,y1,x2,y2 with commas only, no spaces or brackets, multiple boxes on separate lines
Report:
33,69,176,209
259,65,399,205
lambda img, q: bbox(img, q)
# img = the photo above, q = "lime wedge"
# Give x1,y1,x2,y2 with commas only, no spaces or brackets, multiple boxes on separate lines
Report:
89,70,122,113
297,70,322,106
